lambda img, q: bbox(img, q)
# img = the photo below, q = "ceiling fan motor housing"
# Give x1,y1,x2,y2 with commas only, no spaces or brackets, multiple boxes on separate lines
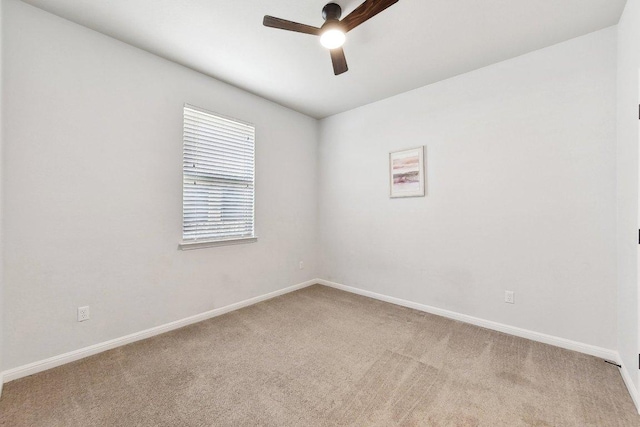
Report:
322,3,342,21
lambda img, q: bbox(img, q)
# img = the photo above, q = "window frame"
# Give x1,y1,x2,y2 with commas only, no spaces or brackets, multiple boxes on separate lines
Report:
178,104,257,250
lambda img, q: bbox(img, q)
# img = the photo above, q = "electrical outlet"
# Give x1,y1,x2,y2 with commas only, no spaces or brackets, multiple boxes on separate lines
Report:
504,291,515,304
77,306,90,322
299,261,304,270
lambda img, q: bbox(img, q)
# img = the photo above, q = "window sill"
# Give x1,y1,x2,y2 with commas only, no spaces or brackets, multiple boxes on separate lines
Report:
178,237,258,251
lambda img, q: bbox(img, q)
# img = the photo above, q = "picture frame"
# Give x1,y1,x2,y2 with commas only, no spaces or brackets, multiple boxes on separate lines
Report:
389,146,425,198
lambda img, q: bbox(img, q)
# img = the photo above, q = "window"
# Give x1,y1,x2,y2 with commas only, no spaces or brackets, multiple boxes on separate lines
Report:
180,104,256,249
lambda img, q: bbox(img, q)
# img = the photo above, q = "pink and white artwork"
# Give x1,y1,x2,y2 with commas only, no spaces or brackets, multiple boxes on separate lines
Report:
389,147,425,198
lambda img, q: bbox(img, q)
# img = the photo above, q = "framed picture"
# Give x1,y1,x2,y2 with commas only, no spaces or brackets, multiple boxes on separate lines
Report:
389,146,425,198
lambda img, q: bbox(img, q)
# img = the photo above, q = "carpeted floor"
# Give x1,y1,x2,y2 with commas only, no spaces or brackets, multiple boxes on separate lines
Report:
0,284,638,426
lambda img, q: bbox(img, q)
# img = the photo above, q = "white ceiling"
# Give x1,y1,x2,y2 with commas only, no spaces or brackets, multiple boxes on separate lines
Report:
21,0,626,118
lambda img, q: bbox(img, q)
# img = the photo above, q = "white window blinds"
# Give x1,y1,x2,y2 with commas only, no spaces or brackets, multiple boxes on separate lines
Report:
182,104,255,246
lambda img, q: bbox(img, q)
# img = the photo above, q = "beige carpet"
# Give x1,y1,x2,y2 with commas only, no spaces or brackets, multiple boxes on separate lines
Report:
0,285,638,426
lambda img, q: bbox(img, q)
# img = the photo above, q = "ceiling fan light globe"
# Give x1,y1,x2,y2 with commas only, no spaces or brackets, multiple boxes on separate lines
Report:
320,29,346,49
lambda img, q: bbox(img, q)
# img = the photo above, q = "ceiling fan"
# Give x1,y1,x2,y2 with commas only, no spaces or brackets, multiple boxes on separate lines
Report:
263,0,399,76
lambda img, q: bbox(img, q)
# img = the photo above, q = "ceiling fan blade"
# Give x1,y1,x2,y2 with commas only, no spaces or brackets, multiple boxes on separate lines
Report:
263,16,321,36
330,48,348,75
340,0,399,32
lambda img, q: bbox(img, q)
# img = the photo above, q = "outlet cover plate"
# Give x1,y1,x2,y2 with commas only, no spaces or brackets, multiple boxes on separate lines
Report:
77,306,90,322
505,291,515,304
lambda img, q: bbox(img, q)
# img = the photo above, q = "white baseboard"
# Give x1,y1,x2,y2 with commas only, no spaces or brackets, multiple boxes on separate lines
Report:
317,279,618,361
1,279,317,383
619,360,640,414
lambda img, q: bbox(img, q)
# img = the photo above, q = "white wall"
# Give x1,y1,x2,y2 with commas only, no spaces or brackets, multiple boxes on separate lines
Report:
318,28,618,350
617,0,640,390
2,0,318,370
0,0,4,395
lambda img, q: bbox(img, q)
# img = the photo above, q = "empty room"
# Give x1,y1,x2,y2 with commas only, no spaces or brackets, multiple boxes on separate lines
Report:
1,0,640,425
